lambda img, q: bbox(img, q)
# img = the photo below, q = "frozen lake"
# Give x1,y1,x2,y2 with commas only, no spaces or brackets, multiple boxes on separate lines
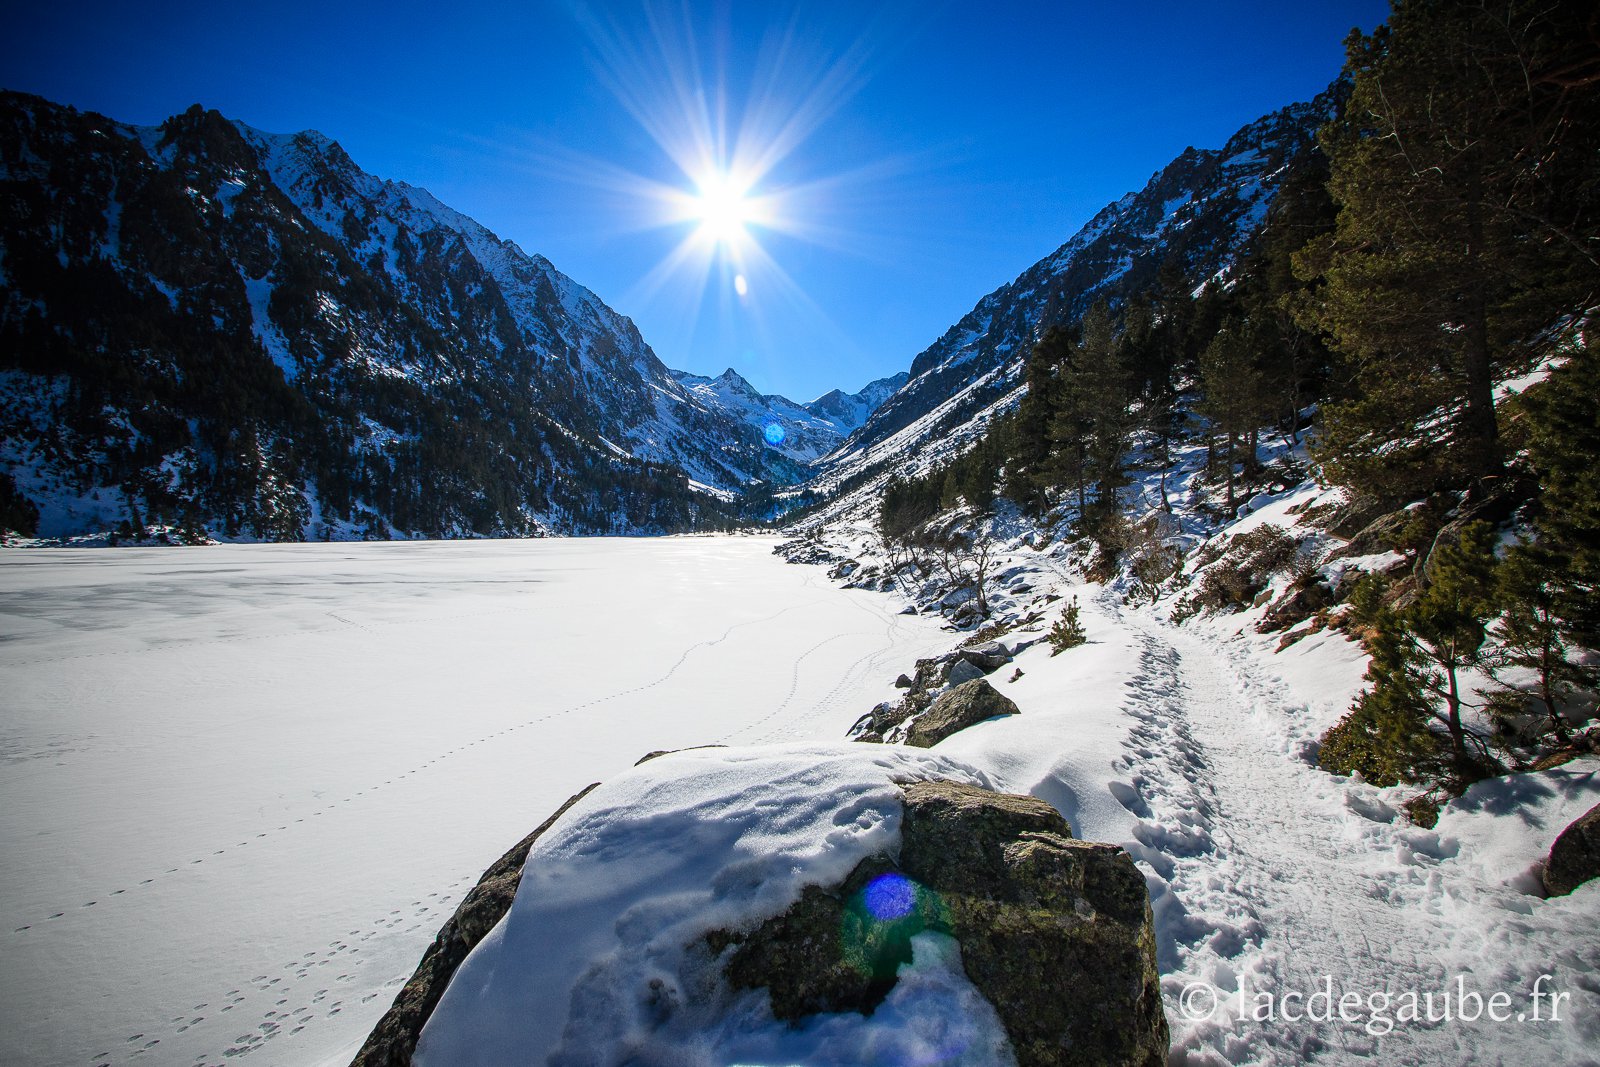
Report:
0,536,950,1067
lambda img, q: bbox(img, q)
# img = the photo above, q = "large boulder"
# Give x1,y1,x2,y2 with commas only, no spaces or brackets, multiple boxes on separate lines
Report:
719,780,1168,1067
350,784,599,1067
945,657,988,686
960,640,1013,671
905,678,1020,748
1543,800,1600,897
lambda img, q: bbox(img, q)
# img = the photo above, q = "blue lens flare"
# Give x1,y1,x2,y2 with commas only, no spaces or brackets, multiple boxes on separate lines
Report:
763,422,786,446
863,872,916,921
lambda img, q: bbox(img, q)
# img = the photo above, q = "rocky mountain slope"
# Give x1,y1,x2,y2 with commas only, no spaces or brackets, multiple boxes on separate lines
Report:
0,92,866,541
799,86,1343,521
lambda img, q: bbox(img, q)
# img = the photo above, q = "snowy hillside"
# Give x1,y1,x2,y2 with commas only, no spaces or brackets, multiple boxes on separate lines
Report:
765,462,1600,1064
796,87,1342,523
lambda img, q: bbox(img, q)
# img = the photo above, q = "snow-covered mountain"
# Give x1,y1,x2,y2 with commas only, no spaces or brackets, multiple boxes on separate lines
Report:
1,84,1337,542
670,367,909,466
802,372,910,436
0,92,893,541
799,86,1343,520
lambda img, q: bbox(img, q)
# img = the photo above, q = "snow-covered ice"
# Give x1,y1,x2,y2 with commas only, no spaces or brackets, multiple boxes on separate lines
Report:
0,536,954,1067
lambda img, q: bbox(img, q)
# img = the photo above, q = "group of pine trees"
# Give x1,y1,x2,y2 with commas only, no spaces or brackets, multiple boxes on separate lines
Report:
878,0,1600,804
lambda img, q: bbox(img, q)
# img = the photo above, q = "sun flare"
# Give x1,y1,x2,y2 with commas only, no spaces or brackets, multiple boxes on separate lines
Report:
689,171,760,250
568,2,885,347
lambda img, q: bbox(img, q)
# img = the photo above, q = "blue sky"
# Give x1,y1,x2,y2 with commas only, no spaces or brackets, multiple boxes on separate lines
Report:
5,1,1389,402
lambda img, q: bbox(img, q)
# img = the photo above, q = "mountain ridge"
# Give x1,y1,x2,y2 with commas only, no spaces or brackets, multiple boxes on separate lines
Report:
1,83,1339,542
0,91,882,540
797,85,1344,523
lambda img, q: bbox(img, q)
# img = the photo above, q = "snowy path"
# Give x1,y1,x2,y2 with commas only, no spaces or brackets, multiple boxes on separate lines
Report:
1098,592,1597,1065
0,537,952,1067
1106,600,1452,1062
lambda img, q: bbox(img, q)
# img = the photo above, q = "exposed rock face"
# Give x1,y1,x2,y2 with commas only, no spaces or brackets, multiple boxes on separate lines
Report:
1543,800,1600,897
900,782,1167,1066
719,854,916,1019
946,657,988,687
960,640,1014,671
719,780,1168,1067
350,784,599,1067
905,679,1020,748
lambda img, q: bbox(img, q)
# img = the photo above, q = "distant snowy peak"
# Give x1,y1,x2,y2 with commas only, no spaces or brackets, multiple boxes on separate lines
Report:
804,83,1343,518
663,367,912,468
804,372,911,437
672,369,835,466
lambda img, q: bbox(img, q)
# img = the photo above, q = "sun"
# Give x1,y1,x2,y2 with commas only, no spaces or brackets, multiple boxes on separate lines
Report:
689,171,761,250
565,3,888,334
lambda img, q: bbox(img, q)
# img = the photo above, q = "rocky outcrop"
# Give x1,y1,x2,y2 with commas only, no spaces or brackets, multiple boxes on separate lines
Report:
1543,800,1600,897
718,780,1168,1067
1256,573,1335,634
350,784,599,1067
905,679,1020,748
958,640,1013,672
946,658,988,686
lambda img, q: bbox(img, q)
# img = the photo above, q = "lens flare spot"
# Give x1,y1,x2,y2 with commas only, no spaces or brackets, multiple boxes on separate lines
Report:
863,872,916,921
733,273,749,297
763,422,787,446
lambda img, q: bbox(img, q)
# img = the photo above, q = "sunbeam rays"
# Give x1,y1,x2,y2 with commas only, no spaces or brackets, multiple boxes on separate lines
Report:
563,1,896,375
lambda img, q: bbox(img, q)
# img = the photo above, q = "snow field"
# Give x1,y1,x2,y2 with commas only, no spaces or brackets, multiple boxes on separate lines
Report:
0,536,954,1067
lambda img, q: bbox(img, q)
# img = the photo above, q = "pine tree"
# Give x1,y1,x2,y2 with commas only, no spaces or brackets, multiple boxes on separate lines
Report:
1048,596,1087,653
1195,318,1268,511
1521,334,1600,652
1484,541,1583,742
1009,326,1074,514
1407,522,1500,768
1077,301,1134,514
1320,523,1501,786
1296,0,1600,500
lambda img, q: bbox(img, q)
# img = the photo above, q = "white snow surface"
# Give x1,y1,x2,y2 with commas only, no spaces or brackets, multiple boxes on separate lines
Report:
415,743,1014,1067
0,536,955,1067
5,524,1598,1066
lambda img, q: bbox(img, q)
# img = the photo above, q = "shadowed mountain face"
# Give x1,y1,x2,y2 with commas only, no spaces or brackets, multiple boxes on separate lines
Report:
0,93,846,539
803,86,1342,519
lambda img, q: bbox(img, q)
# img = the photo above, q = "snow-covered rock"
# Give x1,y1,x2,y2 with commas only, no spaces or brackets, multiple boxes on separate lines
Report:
905,678,1020,748
411,743,1007,1065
